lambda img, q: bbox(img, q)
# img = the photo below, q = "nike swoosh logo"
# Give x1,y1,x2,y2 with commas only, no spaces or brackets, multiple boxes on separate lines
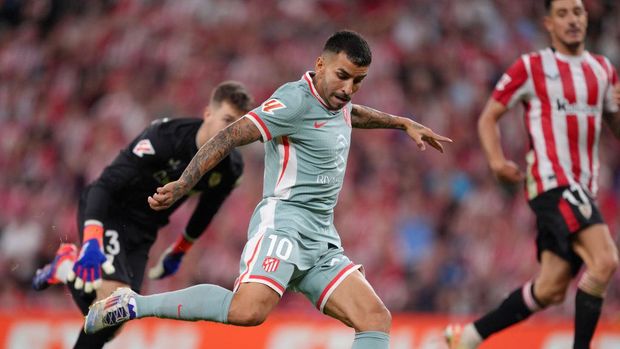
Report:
314,121,328,128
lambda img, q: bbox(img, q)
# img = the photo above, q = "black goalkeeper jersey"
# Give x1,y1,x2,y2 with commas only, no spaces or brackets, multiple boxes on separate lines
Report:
82,117,243,240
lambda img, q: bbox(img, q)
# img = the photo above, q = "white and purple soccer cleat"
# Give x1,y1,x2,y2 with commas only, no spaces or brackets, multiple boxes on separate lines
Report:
84,287,138,334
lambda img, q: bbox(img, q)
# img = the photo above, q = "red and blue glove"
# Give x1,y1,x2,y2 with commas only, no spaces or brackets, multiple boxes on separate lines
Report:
148,234,193,280
66,221,115,293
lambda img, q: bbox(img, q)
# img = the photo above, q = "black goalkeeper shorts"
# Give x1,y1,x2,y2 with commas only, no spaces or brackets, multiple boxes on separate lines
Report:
77,190,156,292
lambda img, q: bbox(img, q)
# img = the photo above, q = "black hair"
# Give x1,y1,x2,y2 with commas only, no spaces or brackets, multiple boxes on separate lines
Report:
211,81,253,113
544,0,554,12
323,30,372,67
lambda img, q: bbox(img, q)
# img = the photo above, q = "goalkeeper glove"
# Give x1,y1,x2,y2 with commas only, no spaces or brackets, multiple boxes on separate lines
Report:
67,221,115,293
148,234,194,280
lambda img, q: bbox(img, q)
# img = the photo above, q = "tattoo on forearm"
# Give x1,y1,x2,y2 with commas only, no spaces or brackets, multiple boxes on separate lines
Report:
173,118,260,201
351,104,418,130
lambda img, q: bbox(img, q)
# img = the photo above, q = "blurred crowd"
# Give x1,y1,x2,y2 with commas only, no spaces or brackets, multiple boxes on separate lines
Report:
2,0,620,320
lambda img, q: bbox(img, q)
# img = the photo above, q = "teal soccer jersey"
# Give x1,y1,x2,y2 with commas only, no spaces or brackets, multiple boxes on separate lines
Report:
237,72,362,306
244,71,353,248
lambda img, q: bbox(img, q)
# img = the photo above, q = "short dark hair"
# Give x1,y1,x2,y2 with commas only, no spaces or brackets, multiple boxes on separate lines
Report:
210,81,253,113
544,0,555,12
323,30,372,67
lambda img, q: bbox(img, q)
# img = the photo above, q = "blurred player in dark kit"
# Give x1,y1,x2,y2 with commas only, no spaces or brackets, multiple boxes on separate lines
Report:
32,81,253,348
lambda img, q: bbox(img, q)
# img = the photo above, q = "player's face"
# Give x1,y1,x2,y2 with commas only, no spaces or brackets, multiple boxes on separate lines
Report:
314,52,369,110
202,101,244,138
544,0,587,51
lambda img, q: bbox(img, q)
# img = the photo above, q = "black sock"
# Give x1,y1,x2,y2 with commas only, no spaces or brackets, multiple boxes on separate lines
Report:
67,282,96,315
73,325,121,349
574,289,603,349
473,286,536,339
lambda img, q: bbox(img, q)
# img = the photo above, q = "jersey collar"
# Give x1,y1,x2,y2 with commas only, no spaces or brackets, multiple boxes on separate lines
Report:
303,71,331,109
550,47,587,64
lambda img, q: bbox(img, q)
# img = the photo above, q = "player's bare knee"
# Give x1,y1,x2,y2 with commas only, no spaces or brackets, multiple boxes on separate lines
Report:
231,308,268,327
228,295,272,327
535,282,568,305
545,289,567,305
589,254,618,282
368,305,391,332
352,304,391,333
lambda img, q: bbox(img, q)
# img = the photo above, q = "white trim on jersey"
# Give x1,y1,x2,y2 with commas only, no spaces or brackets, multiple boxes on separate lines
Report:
247,276,285,296
317,264,361,312
235,199,278,292
234,232,266,292
244,112,272,142
304,71,330,108
274,136,297,199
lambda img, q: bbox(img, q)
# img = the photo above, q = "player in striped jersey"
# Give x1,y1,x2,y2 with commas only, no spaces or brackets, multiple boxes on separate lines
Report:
84,30,452,349
446,1,620,348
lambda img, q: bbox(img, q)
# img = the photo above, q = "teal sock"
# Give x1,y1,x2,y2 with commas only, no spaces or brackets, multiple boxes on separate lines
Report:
135,284,233,323
352,331,390,349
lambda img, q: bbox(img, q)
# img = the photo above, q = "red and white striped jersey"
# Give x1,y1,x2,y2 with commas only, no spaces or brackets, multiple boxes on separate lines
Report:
493,47,619,199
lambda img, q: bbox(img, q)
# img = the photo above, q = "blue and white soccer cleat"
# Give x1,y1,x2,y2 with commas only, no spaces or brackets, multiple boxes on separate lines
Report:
84,287,138,334
32,243,78,291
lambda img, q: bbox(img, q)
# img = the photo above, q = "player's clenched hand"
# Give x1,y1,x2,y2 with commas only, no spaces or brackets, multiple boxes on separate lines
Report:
490,160,524,184
148,180,189,211
613,83,620,106
66,223,115,293
405,122,453,153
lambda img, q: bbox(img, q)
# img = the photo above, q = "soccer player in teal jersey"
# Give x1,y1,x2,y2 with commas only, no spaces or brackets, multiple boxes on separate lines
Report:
84,30,452,349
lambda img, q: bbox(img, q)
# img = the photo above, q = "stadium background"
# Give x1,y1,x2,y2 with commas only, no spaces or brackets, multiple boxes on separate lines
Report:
1,0,620,348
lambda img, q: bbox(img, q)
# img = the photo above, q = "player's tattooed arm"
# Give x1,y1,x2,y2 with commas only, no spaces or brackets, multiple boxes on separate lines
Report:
148,117,261,210
351,104,410,129
351,104,452,152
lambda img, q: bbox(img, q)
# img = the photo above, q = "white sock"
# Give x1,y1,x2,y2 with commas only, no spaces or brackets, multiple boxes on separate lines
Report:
461,324,483,348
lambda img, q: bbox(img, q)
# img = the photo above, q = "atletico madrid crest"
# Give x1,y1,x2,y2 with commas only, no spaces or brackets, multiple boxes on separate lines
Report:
262,257,280,272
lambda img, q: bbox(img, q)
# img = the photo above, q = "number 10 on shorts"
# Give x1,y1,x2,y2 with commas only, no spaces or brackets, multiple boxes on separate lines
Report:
266,235,293,260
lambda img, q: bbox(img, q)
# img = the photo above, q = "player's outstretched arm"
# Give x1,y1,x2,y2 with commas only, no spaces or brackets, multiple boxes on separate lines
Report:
351,104,452,152
148,117,261,211
478,98,524,183
603,83,620,139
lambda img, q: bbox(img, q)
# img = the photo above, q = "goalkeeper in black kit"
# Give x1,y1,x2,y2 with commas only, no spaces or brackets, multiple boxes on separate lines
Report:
32,81,253,349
